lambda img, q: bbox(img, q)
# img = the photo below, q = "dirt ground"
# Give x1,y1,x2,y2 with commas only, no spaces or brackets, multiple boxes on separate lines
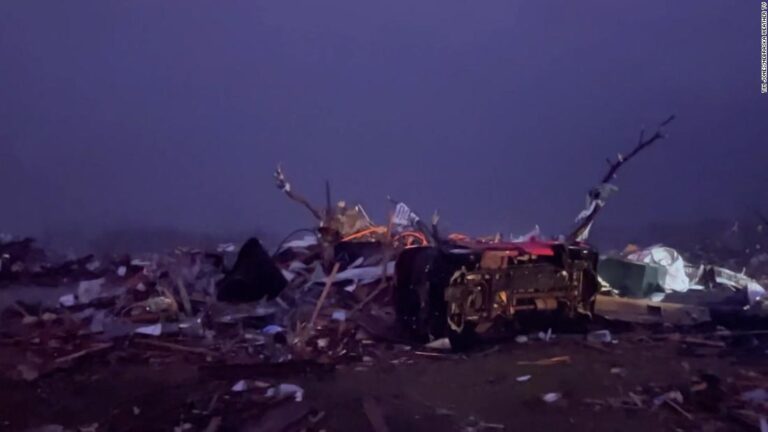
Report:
1,327,764,432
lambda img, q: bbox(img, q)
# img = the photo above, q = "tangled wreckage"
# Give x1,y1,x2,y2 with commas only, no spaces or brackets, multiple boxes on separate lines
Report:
6,116,768,430
268,162,605,350
5,114,767,354
3,115,767,355
264,115,673,348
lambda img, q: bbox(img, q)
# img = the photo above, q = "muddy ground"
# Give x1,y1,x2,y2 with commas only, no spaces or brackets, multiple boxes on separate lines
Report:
1,327,765,432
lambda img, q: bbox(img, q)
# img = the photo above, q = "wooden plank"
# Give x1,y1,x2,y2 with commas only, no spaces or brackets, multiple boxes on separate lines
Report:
595,295,710,325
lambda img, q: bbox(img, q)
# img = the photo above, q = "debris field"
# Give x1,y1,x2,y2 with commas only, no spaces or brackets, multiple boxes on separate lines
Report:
3,118,768,431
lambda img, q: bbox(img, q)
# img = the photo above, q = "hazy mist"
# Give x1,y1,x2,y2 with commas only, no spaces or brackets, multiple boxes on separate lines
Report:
1,1,766,248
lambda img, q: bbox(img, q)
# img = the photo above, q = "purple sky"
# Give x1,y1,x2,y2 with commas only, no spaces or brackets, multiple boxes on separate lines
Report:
1,1,766,242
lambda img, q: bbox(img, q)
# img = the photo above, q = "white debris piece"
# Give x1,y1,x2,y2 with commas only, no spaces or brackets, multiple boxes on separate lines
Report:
586,330,613,343
748,281,766,304
542,392,561,403
89,310,106,334
77,278,106,304
610,367,627,376
516,375,532,382
391,202,420,228
627,246,690,292
425,337,452,350
538,328,553,342
328,261,395,284
280,269,296,282
347,257,364,269
282,235,318,249
573,184,618,241
288,260,308,272
59,294,76,307
266,383,304,402
231,380,248,392
261,325,284,335
134,323,162,336
653,390,684,407
331,310,347,322
231,379,270,392
711,267,767,304
510,225,541,242
742,388,768,404
217,243,237,253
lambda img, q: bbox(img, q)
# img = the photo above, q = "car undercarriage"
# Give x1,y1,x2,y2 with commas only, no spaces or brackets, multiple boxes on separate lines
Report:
394,240,600,348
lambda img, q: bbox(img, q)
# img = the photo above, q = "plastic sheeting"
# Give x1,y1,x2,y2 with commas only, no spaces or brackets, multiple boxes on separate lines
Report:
510,225,541,242
626,246,691,292
327,261,395,284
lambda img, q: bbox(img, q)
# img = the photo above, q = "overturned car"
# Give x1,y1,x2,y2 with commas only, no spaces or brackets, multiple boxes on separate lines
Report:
394,238,600,348
268,115,674,349
394,116,676,348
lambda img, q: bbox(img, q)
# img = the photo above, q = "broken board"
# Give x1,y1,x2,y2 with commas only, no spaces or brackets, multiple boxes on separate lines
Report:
595,295,711,325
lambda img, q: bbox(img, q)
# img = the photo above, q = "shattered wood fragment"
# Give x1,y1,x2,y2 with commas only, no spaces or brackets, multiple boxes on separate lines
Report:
676,337,726,348
133,339,215,356
412,351,461,360
664,398,694,420
517,356,571,366
54,342,114,364
306,262,340,334
594,295,711,325
175,278,193,316
657,334,726,348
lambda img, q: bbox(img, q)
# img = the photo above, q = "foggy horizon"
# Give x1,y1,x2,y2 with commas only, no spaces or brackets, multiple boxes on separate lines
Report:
2,1,767,247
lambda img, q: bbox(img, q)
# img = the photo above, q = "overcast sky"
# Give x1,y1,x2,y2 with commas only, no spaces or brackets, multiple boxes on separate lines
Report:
1,1,766,243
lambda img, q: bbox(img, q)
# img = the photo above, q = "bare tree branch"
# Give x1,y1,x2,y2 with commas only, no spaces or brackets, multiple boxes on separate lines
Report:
567,115,676,243
273,165,323,222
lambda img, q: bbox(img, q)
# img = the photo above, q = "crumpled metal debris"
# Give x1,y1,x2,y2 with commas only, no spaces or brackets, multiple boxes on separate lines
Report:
601,245,766,312
626,246,691,292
